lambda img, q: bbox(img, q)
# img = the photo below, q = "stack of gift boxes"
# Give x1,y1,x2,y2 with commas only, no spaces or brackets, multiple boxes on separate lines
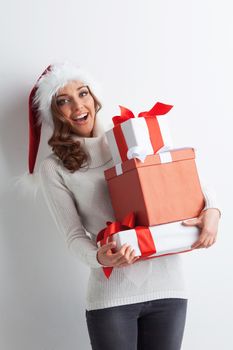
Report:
97,102,205,278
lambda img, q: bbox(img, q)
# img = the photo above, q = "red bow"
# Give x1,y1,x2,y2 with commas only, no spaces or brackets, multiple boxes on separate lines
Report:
97,212,135,244
96,213,156,278
112,102,173,126
96,213,135,278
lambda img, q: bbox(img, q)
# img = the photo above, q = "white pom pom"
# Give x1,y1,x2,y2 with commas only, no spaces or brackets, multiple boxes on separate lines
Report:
12,172,40,199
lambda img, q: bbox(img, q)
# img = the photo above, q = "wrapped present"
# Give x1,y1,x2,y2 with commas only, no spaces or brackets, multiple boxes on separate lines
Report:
106,102,174,165
104,148,205,226
97,213,199,278
112,220,199,257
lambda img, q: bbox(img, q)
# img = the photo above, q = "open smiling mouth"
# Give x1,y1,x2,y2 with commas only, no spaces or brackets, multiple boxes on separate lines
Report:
72,113,89,124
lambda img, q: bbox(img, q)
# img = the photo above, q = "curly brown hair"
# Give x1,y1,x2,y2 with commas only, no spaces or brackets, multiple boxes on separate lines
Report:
48,87,102,173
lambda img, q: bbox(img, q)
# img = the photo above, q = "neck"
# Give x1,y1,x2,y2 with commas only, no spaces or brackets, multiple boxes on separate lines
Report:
71,114,112,168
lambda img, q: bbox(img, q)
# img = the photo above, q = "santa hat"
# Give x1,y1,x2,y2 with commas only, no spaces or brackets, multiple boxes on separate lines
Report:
28,61,102,175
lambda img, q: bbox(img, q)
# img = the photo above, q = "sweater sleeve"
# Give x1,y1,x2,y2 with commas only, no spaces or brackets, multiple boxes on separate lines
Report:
196,157,221,216
201,185,221,216
39,157,103,268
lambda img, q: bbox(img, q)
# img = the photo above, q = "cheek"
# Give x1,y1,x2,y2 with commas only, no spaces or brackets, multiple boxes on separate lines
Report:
57,105,70,118
89,102,96,117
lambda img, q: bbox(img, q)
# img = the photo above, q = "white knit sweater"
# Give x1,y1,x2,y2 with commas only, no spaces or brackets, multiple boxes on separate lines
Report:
39,117,218,311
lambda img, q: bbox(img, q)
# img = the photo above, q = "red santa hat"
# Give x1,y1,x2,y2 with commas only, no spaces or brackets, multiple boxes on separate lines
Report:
28,61,102,174
14,62,102,196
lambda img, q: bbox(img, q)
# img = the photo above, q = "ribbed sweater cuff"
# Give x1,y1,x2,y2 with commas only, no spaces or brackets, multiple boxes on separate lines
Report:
86,249,105,268
69,240,104,268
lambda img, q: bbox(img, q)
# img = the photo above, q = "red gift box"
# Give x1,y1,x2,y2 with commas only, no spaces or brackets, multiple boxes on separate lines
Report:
104,148,205,227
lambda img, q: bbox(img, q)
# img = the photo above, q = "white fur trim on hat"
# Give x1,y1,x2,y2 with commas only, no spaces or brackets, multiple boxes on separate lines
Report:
33,61,102,127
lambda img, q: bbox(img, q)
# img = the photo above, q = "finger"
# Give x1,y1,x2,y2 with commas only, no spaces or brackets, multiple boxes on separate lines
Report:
127,249,137,263
191,228,210,248
192,236,212,249
192,236,209,248
202,237,211,248
117,255,140,267
113,244,131,265
191,242,201,249
213,237,217,244
210,236,217,246
115,247,132,265
100,241,116,254
115,243,131,259
129,248,137,258
124,245,134,260
182,218,201,227
205,236,216,248
197,228,216,247
122,250,139,266
130,250,141,263
132,256,140,263
117,246,137,265
191,239,204,249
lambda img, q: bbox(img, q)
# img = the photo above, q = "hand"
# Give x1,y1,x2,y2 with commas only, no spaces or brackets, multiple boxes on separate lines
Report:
97,241,140,267
182,208,220,249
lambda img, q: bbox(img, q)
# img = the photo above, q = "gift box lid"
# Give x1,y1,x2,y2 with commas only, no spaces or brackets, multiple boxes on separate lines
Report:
104,147,196,180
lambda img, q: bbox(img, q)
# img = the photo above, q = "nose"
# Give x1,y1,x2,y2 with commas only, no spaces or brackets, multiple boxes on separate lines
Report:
72,96,83,112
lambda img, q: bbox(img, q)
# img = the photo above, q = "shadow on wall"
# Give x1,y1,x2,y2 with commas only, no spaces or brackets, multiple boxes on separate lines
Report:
0,82,90,350
0,86,28,176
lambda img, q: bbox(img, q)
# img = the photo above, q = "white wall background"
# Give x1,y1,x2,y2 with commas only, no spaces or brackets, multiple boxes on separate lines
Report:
1,0,232,349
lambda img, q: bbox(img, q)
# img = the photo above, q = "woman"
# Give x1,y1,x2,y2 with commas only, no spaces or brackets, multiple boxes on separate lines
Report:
28,62,220,350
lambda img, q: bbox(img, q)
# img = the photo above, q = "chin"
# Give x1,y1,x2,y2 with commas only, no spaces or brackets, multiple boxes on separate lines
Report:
70,120,94,137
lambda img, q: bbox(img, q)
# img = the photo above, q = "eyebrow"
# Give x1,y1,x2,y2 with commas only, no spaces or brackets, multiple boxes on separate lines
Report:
56,85,88,98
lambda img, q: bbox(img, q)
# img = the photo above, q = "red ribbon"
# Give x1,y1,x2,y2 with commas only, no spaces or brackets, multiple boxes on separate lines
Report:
96,213,156,278
112,102,173,162
112,102,173,126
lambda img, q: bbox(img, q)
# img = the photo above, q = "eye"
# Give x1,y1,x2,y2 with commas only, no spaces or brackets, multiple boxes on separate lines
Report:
57,98,70,106
79,89,89,98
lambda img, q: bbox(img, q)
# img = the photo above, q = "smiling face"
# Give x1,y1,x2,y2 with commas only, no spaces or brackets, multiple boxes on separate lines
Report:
55,80,97,137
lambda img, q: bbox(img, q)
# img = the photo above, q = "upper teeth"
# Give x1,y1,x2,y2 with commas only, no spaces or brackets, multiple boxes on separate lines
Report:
75,113,87,119
73,113,88,120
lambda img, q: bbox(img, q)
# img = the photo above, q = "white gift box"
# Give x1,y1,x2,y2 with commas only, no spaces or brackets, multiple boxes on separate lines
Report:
106,115,173,165
111,220,199,258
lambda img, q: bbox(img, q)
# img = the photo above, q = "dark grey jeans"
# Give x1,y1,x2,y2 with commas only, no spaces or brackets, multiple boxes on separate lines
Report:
86,298,188,350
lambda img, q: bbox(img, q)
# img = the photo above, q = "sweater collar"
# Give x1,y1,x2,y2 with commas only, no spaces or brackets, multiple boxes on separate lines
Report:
71,114,112,168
